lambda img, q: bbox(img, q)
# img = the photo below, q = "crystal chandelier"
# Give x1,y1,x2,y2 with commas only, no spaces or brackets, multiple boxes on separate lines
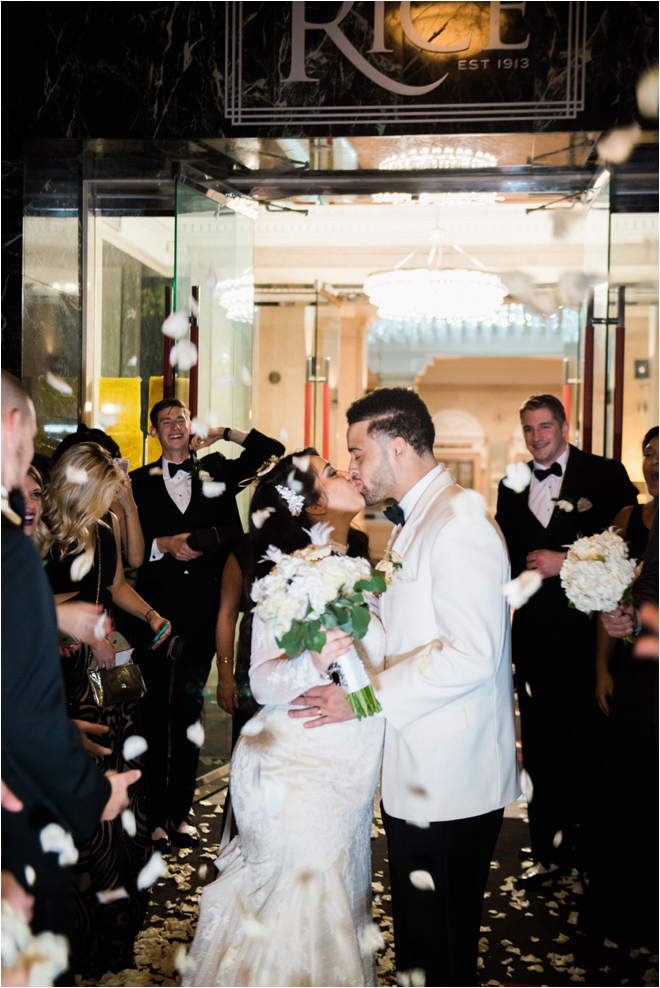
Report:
371,191,501,205
363,268,506,322
379,147,498,170
215,273,255,323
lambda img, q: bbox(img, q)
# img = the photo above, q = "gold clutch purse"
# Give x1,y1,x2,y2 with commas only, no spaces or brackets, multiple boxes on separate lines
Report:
88,659,146,707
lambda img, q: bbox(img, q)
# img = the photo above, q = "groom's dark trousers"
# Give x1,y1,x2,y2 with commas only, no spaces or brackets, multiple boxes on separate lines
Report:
382,803,503,987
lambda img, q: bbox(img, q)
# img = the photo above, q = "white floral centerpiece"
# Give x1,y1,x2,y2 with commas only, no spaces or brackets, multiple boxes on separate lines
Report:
560,529,639,638
251,523,392,718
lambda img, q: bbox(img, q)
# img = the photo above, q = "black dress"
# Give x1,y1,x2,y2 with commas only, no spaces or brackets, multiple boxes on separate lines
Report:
46,515,151,977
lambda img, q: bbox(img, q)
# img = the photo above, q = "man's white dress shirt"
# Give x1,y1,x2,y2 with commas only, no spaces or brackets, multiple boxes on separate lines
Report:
149,458,193,562
527,445,570,528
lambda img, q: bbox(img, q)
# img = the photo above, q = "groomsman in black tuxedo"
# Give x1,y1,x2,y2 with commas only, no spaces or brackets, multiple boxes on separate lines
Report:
496,394,638,886
130,399,283,849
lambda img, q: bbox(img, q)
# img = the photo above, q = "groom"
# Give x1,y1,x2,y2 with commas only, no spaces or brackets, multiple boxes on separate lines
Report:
292,388,519,986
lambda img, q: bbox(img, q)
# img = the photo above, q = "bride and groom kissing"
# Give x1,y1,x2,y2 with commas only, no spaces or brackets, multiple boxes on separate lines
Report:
183,388,518,988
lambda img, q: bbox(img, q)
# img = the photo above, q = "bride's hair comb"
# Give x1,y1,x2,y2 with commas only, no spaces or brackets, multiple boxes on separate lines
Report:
275,484,305,516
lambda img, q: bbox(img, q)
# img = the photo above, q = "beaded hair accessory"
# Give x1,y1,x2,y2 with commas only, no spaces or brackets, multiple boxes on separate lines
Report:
275,484,305,516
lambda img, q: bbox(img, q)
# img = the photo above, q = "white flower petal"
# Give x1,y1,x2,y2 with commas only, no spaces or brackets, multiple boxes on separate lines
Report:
525,681,533,697
501,271,535,305
202,481,226,498
24,865,36,887
161,311,189,339
174,944,191,974
70,547,95,583
240,366,252,386
205,266,218,291
170,340,198,371
215,376,235,388
39,823,79,866
127,355,138,367
241,718,265,737
137,851,167,890
598,123,642,164
503,570,543,609
98,413,118,428
556,499,575,512
121,809,137,837
122,735,148,761
452,488,487,519
286,469,303,493
204,409,219,428
359,921,385,954
405,820,431,829
553,830,564,848
93,611,109,640
46,372,73,395
304,522,334,546
65,465,88,485
186,720,205,747
409,869,435,891
149,466,164,476
637,66,659,118
292,454,310,473
280,427,289,442
520,768,534,803
251,507,275,529
96,887,129,904
219,944,239,971
190,417,209,439
198,863,208,879
502,461,532,493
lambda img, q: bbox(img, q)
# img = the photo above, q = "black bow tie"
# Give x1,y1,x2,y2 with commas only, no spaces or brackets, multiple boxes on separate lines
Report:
383,504,405,526
533,462,563,482
168,459,193,478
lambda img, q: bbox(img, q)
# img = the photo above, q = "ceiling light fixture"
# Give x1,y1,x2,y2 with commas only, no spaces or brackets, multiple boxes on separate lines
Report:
379,147,498,170
215,273,255,323
363,268,507,322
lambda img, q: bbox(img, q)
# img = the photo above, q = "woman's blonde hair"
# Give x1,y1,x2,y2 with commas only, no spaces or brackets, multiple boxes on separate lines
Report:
42,442,122,558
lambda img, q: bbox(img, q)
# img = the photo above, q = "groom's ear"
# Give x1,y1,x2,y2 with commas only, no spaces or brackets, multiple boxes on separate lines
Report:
391,436,408,459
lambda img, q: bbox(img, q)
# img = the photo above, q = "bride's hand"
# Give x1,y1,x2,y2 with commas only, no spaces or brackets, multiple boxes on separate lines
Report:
311,627,352,675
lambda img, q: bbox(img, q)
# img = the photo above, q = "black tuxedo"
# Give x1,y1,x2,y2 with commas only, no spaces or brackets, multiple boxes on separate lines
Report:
129,429,283,828
496,444,639,868
1,510,110,940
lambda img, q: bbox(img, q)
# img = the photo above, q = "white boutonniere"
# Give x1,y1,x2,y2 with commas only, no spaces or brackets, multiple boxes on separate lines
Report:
577,497,593,513
555,499,575,513
375,549,404,585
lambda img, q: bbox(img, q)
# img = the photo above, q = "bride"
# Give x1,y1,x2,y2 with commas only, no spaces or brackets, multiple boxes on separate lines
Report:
183,451,385,988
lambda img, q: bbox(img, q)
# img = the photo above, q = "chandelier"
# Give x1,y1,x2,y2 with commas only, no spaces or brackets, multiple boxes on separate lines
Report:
363,268,507,322
215,273,254,323
371,191,501,206
379,147,498,170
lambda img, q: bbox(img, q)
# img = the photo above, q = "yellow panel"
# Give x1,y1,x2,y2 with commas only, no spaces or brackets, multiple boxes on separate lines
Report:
175,378,189,407
107,432,144,470
99,378,141,433
148,376,164,411
146,435,161,464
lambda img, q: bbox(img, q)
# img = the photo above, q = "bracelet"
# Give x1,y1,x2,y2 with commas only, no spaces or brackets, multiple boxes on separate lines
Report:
223,427,231,443
145,608,156,622
216,656,233,665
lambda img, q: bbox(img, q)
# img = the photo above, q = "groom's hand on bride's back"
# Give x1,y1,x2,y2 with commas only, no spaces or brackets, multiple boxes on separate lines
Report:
289,683,356,728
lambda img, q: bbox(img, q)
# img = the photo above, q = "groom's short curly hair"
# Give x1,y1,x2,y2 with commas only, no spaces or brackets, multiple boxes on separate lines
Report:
347,388,435,456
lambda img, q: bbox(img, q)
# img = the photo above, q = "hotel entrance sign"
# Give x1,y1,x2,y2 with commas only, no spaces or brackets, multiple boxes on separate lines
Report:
225,1,586,128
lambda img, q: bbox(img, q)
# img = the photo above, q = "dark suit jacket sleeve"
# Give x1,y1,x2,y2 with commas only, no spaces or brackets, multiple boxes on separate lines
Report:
1,531,111,842
204,429,285,493
634,510,659,606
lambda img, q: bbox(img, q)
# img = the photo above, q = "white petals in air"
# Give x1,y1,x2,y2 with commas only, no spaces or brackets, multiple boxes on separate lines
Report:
251,507,275,529
96,887,129,904
189,295,200,318
359,922,385,954
305,521,334,546
556,499,575,512
219,944,239,971
406,819,430,829
292,454,310,473
204,409,219,428
637,66,659,118
0,912,69,987
70,547,95,583
241,718,265,737
149,466,164,476
503,570,543,609
39,823,79,866
127,355,138,367
452,488,487,519
286,469,303,493
501,270,535,305
557,270,603,308
161,311,189,340
46,371,73,395
65,465,88,485
280,427,289,442
186,720,205,747
137,850,167,890
93,611,109,640
99,403,118,428
174,944,191,974
241,366,252,386
198,863,208,879
502,461,532,493
205,266,218,291
121,809,137,837
597,123,642,164
190,417,209,439
122,735,148,761
198,469,212,483
409,869,435,891
397,968,426,986
24,865,36,887
525,681,533,697
202,481,226,498
553,830,564,848
170,340,198,371
520,768,534,803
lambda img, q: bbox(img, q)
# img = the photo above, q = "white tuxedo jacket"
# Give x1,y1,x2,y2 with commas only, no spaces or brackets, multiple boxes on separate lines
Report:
374,467,519,822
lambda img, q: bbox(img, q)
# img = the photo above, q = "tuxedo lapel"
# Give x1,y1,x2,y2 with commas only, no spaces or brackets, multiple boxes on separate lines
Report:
390,467,456,557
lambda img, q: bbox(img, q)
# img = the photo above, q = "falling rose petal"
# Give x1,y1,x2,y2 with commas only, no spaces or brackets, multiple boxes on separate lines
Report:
603,937,619,947
24,865,36,887
637,66,659,118
251,507,275,530
359,922,385,954
46,371,73,395
215,376,235,388
198,469,212,482
174,944,191,974
553,830,564,848
198,863,208,879
190,417,209,439
240,366,252,386
397,969,426,987
161,311,190,340
286,470,303,494
149,466,164,477
65,465,88,485
240,718,266,737
93,611,109,640
202,481,226,498
121,809,137,837
292,454,310,473
525,681,533,697
122,735,148,761
556,499,574,512
39,823,79,866
409,869,435,891
204,409,219,428
186,720,205,747
405,819,431,829
597,123,642,164
96,887,129,904
521,954,543,964
520,768,534,803
70,547,95,583
99,413,118,428
127,355,138,367
502,461,532,493
170,340,198,371
553,933,570,944
189,295,200,318
205,266,218,291
219,944,239,971
137,850,167,890
503,570,543,610
280,427,289,442
452,488,487,520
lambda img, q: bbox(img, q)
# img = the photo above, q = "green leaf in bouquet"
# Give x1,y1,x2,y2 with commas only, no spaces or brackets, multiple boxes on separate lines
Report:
354,570,387,594
350,603,371,640
303,618,327,654
277,620,307,658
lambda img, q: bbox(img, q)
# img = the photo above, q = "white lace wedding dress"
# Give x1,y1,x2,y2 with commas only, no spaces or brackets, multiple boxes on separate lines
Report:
182,609,386,987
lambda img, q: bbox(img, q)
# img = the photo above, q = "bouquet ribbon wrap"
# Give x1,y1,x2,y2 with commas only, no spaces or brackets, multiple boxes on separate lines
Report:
327,645,382,720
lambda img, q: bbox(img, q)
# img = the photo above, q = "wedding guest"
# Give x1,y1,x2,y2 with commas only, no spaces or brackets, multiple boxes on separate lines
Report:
1,370,138,982
21,464,46,542
495,394,638,887
42,441,171,978
129,399,283,850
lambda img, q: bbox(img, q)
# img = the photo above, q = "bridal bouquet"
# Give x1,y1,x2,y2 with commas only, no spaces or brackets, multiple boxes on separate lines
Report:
560,529,639,632
251,523,389,718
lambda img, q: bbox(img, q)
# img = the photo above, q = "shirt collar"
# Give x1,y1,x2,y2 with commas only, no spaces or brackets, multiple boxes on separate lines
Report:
398,464,442,521
532,444,570,474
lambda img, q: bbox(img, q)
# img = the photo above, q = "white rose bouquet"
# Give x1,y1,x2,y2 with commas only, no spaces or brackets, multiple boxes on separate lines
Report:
251,523,391,718
560,529,639,638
